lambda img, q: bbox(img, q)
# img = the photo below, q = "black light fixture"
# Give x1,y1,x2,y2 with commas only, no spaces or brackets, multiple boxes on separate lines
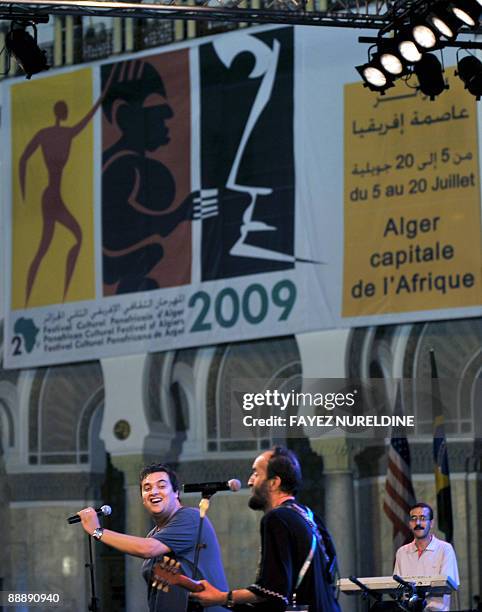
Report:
5,22,49,79
411,18,441,50
456,53,482,98
396,26,424,63
356,60,395,94
414,53,448,99
427,2,464,39
377,38,411,77
449,0,481,28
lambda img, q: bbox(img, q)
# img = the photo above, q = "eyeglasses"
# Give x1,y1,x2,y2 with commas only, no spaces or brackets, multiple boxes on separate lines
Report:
409,515,431,522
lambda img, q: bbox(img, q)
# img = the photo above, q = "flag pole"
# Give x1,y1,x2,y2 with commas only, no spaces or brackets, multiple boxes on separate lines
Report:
430,348,454,544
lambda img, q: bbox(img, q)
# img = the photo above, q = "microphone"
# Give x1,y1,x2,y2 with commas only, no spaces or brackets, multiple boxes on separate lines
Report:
183,479,242,494
67,504,112,524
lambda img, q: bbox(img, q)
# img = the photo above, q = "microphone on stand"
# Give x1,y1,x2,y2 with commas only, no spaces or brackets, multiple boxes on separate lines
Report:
183,479,242,494
66,504,112,524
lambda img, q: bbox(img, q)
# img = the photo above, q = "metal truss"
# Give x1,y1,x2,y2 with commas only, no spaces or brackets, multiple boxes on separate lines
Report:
0,0,404,29
0,0,479,35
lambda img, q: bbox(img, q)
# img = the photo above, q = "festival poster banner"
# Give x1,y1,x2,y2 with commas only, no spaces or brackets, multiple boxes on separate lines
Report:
343,68,482,317
3,27,332,369
3,26,482,369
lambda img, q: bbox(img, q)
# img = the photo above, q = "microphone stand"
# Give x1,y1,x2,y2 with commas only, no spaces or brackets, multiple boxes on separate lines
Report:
86,533,100,612
193,492,211,579
188,491,211,612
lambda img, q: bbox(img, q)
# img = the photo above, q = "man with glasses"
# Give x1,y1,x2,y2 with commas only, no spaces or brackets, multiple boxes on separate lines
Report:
394,502,459,611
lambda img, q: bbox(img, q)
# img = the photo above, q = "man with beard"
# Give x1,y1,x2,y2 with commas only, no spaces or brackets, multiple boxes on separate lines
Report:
78,463,227,611
191,446,340,611
394,502,459,611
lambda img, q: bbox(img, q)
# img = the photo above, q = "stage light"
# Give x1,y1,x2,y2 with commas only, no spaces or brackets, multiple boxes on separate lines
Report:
396,28,423,63
428,3,463,39
450,0,481,28
412,22,439,49
356,61,394,93
5,22,49,79
376,39,411,77
414,53,447,99
379,51,404,75
398,40,423,63
456,54,482,99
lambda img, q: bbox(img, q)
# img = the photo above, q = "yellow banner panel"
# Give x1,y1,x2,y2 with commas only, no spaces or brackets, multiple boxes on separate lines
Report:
11,68,95,309
343,68,481,317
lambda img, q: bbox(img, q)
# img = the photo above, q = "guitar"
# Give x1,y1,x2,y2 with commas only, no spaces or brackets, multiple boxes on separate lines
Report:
151,556,256,611
151,556,205,593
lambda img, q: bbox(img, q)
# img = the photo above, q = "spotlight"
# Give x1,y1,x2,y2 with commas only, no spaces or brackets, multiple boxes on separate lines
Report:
414,53,448,99
396,27,423,63
377,39,411,77
411,20,440,50
379,51,404,75
449,0,481,28
398,40,423,63
427,3,463,39
5,22,49,79
456,54,482,99
356,61,394,93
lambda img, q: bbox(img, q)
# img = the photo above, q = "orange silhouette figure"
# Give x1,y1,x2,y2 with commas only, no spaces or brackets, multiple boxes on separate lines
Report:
19,72,113,306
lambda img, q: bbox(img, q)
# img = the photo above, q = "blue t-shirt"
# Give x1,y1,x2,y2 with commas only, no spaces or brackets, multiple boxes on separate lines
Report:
142,507,228,612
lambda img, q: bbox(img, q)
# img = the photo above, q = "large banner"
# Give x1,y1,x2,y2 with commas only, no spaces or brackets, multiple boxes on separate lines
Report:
2,26,481,368
344,68,481,317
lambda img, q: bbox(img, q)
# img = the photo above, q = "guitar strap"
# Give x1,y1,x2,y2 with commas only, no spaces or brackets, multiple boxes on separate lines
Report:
287,503,331,568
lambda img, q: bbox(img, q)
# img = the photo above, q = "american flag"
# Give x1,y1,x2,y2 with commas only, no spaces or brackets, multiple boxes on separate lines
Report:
383,384,416,552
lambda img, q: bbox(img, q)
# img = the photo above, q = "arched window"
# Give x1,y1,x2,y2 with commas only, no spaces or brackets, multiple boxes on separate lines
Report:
0,321,20,456
346,319,481,437
406,319,481,436
0,401,14,453
207,336,302,453
28,361,105,466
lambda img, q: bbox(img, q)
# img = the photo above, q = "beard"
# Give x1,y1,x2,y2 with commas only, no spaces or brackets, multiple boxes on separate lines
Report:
248,481,269,511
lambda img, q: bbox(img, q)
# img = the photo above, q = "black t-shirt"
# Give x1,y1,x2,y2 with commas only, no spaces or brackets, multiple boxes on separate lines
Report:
246,503,341,612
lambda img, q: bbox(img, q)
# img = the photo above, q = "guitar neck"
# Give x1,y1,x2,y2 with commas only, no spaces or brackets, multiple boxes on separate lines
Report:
176,575,205,593
151,556,206,594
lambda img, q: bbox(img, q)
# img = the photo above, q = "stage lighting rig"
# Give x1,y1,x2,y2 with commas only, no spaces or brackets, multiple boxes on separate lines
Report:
456,53,482,98
356,0,482,100
5,20,49,79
